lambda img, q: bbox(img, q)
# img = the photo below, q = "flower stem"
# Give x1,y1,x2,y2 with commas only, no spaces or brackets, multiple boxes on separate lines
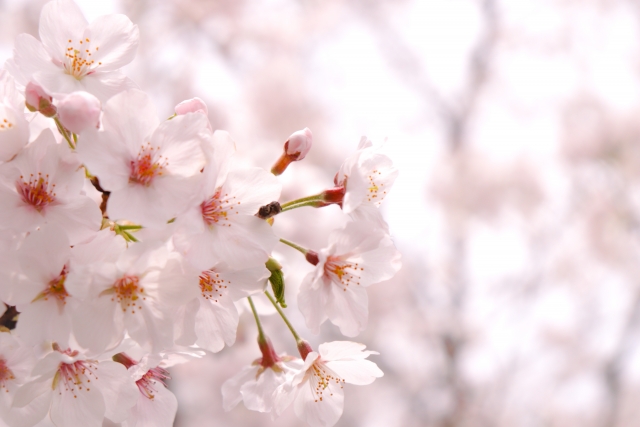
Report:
247,296,266,342
54,117,75,149
279,238,309,255
280,194,323,210
265,290,301,343
281,200,322,212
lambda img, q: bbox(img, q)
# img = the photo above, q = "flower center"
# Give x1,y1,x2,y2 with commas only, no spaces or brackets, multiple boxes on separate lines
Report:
310,362,344,403
0,359,15,391
136,366,170,400
63,38,102,79
200,190,239,227
0,117,14,131
17,173,56,212
42,265,69,304
129,142,167,186
113,275,145,314
366,168,387,205
198,270,229,303
325,257,364,291
55,359,98,398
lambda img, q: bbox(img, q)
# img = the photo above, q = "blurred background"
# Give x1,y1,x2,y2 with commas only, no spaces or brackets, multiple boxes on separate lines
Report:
2,0,640,426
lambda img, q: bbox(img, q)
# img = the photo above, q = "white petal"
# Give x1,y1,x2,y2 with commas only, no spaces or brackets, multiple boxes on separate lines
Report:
221,365,258,411
11,34,57,80
83,15,139,72
326,282,368,337
297,274,330,335
323,359,383,386
39,0,87,62
221,168,281,214
98,361,138,423
80,71,138,103
50,375,106,427
293,374,344,427
194,296,238,353
123,385,177,427
72,299,123,353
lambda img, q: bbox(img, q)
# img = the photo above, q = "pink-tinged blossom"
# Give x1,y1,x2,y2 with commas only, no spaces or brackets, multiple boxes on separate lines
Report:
7,0,139,102
0,71,29,162
12,345,138,427
165,259,268,353
77,89,208,227
65,241,181,353
174,130,281,270
57,91,101,133
7,227,79,348
0,333,48,427
0,129,101,244
222,338,303,418
287,341,383,427
111,353,177,427
298,221,401,337
332,137,398,225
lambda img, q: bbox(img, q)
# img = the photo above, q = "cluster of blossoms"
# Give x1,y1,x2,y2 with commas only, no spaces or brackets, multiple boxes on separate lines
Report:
0,1,401,427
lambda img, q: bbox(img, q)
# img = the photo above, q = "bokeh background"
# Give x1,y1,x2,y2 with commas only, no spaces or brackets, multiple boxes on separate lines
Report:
2,0,640,426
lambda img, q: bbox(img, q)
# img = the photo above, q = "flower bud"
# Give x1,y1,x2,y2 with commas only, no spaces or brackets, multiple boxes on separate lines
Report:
266,257,286,308
57,91,101,133
175,97,208,116
25,81,56,117
285,127,312,160
271,127,313,176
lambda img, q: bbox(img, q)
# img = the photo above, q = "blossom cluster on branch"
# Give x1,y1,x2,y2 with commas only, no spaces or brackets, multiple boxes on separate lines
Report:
0,1,401,427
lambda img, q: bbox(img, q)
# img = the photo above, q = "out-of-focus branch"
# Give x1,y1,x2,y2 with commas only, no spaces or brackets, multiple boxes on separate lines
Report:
355,1,499,426
601,289,640,427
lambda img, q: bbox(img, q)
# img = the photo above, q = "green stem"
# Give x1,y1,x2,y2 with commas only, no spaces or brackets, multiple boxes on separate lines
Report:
279,238,308,255
54,117,75,150
280,194,323,210
265,290,301,342
281,200,323,212
247,296,266,342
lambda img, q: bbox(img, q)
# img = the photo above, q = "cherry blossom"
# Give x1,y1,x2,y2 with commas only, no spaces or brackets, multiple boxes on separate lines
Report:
333,137,398,225
65,241,182,353
7,0,139,101
285,341,383,427
0,129,102,244
7,227,79,348
167,260,268,352
110,353,177,427
12,345,138,427
77,89,208,227
173,130,281,270
0,71,29,162
0,333,48,427
222,339,303,418
298,220,401,337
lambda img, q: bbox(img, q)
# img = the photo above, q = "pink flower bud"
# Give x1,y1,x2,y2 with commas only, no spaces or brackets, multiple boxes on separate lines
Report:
175,97,208,116
57,91,101,133
25,81,56,117
271,127,313,176
285,127,312,160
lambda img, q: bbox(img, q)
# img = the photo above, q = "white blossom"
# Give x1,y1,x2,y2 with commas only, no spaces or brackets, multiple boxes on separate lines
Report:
298,220,401,337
